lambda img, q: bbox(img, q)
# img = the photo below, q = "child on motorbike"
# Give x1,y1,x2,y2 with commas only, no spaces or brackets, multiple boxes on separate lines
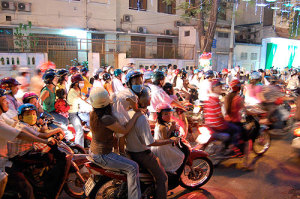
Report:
151,103,185,173
55,89,70,118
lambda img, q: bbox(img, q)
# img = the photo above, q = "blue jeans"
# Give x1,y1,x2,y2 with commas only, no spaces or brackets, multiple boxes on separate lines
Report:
90,152,141,199
69,113,84,147
78,112,90,128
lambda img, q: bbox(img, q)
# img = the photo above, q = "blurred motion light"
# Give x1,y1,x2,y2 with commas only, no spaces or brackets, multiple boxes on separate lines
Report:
266,0,276,2
61,29,87,39
294,6,300,11
271,6,280,9
284,3,293,7
256,3,268,6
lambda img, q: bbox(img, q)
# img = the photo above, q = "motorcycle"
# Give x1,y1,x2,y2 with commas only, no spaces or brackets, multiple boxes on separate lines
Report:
83,135,214,199
196,111,271,166
3,134,89,199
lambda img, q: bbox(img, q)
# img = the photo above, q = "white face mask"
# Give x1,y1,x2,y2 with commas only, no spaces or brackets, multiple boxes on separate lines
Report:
79,83,85,88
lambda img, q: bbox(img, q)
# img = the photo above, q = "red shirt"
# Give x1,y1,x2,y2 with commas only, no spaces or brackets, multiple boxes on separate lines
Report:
226,95,243,123
204,95,227,131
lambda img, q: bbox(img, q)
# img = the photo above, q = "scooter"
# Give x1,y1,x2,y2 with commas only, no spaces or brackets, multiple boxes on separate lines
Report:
196,112,271,166
83,136,214,199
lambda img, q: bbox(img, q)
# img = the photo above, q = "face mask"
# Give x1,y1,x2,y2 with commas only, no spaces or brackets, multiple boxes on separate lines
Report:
23,115,37,126
131,84,143,93
79,83,85,88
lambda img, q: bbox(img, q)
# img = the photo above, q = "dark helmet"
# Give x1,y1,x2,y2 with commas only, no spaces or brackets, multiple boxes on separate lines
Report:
103,73,111,81
81,67,89,74
45,68,57,74
0,88,9,97
181,70,188,79
204,70,214,79
125,70,143,86
56,69,69,77
71,74,84,84
163,83,173,96
152,71,165,85
0,77,21,89
42,71,56,84
69,66,79,73
17,103,38,116
22,92,38,104
114,69,123,77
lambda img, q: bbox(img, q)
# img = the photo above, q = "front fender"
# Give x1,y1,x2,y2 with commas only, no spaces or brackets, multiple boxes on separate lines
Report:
186,149,209,166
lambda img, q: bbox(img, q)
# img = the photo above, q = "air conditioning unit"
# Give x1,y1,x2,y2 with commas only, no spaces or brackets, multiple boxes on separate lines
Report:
137,26,147,34
174,21,183,27
165,29,172,35
123,15,132,22
17,2,31,12
1,1,16,11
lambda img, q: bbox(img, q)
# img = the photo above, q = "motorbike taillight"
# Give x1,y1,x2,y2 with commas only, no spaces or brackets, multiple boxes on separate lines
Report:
294,128,300,137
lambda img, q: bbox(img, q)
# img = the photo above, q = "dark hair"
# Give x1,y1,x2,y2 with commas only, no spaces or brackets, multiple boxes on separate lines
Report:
157,111,168,126
225,91,238,115
94,105,112,120
58,74,67,85
173,65,177,69
163,83,173,96
56,89,66,100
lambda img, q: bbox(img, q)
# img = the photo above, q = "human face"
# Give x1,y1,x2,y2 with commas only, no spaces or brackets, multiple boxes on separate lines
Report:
161,111,172,122
21,110,37,125
29,98,39,109
212,85,223,95
53,76,58,85
0,96,9,113
131,76,143,85
11,86,19,95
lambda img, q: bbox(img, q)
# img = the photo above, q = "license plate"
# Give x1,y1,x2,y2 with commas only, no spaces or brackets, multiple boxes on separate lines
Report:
84,177,96,196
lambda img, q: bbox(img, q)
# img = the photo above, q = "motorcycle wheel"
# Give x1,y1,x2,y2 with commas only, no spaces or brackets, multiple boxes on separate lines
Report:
179,157,213,190
64,170,90,198
89,178,122,199
252,129,271,156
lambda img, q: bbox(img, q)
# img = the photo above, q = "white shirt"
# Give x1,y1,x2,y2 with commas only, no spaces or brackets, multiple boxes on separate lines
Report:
147,84,173,113
126,114,154,152
198,79,211,101
0,116,20,181
112,78,125,94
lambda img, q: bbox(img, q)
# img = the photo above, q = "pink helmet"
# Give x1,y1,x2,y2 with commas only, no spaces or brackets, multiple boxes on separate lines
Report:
22,92,38,104
156,103,173,113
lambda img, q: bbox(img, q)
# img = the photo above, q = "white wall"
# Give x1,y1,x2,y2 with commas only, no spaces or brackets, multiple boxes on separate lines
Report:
234,43,261,71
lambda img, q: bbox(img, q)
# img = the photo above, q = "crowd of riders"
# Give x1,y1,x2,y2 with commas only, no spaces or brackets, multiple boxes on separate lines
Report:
0,62,299,199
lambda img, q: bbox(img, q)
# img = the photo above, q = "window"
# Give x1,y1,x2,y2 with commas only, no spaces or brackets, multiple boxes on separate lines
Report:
131,36,146,58
184,31,190,37
129,0,147,11
251,53,257,60
157,38,174,59
158,0,176,14
218,32,229,38
241,52,248,60
0,28,13,52
6,16,11,21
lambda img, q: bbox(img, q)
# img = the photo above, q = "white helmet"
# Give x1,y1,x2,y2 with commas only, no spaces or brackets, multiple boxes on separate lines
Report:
89,87,111,108
122,66,129,72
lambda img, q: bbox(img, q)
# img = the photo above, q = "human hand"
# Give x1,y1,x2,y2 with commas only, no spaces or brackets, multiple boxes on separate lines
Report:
170,137,180,144
170,122,177,132
47,137,57,145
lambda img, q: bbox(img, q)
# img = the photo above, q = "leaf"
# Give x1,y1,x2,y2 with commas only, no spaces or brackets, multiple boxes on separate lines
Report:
28,21,32,28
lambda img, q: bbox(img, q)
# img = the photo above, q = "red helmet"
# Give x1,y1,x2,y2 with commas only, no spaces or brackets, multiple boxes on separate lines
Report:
174,69,181,75
229,79,241,91
222,68,228,74
71,74,84,84
156,103,173,113
0,77,21,89
22,92,38,104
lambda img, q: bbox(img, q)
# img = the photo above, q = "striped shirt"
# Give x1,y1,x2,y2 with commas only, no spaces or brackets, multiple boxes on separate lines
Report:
204,94,227,131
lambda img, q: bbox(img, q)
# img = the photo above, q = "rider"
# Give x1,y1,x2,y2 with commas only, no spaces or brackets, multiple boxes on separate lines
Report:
0,77,22,120
151,103,184,173
198,70,214,102
56,68,69,91
126,88,180,199
40,70,69,135
286,69,299,91
144,70,153,88
103,73,113,95
67,74,86,147
66,66,79,92
147,71,186,121
203,79,241,153
89,87,142,199
0,88,55,199
112,69,125,94
244,71,263,106
80,67,92,97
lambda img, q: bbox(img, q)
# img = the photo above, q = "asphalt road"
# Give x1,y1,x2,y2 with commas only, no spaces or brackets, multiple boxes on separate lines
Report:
60,133,300,199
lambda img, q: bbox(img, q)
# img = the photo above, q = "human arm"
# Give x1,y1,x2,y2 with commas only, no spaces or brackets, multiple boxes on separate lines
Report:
38,128,65,139
106,112,143,135
148,137,180,146
17,126,55,145
39,90,49,104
